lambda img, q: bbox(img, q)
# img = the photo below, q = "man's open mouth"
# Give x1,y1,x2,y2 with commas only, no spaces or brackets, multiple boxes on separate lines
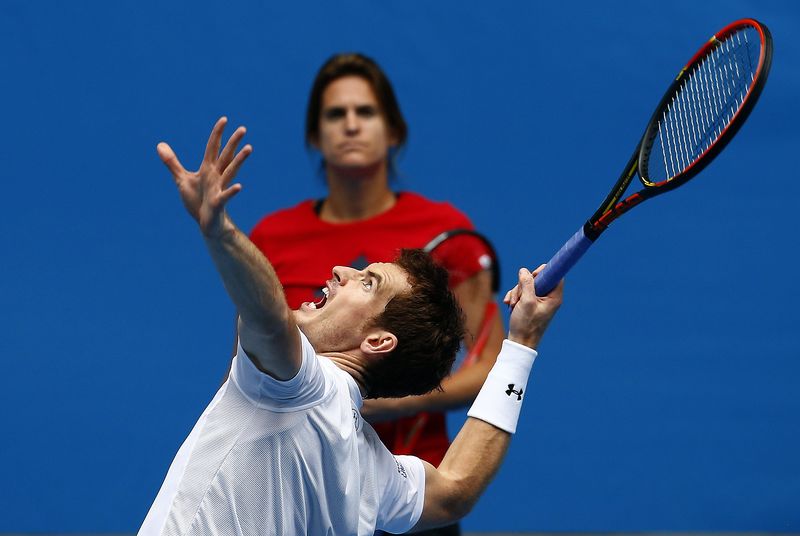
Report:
307,287,329,310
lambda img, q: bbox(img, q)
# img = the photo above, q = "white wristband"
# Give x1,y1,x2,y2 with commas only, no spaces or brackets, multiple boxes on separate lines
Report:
466,339,537,434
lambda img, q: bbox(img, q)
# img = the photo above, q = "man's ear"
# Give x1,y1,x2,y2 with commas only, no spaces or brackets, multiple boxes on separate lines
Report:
360,330,398,356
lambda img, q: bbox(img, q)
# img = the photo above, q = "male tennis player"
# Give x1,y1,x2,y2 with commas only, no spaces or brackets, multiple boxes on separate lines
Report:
139,117,563,535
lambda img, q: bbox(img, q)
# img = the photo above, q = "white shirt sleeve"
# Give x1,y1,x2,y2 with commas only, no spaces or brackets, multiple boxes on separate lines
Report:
374,450,426,533
230,328,328,410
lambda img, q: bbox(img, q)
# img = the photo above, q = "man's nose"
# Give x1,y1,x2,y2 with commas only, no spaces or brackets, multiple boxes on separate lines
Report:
332,266,358,283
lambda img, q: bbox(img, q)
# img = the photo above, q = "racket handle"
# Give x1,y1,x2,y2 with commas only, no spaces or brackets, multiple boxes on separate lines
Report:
535,226,594,296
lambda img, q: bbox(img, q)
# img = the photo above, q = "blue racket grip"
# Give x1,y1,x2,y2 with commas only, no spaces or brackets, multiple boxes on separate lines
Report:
534,227,594,296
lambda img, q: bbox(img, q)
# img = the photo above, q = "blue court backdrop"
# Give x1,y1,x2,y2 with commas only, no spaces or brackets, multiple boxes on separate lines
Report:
1,0,798,532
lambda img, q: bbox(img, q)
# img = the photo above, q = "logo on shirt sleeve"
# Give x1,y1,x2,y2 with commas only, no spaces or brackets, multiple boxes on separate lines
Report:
352,407,362,431
394,457,408,479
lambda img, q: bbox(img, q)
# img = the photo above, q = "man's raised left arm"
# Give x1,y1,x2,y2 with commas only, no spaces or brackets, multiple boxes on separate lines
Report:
157,117,301,380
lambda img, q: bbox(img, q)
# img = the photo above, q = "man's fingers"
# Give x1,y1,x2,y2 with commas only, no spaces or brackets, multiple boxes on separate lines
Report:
503,289,513,305
515,268,537,308
222,145,253,186
505,266,547,307
505,278,523,308
219,183,242,205
156,142,186,178
504,285,519,307
547,278,565,304
218,126,247,171
203,116,228,164
530,264,563,302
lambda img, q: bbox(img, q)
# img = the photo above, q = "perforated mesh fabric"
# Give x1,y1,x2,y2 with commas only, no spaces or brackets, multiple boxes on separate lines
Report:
139,332,424,536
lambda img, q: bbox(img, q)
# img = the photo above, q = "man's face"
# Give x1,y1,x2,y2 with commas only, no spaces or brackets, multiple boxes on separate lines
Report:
314,75,397,172
294,262,410,353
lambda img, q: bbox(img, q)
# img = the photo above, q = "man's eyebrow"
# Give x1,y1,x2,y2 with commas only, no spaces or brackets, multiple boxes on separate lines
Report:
365,269,383,287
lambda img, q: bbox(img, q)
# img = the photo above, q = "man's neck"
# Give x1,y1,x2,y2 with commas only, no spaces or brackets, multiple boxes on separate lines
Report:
320,163,397,223
322,351,369,397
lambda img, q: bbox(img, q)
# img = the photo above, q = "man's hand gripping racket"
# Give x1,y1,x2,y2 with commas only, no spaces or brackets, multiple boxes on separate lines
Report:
505,266,563,350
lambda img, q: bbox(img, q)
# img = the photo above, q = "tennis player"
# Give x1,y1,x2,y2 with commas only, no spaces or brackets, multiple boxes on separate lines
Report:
250,60,505,536
138,117,563,535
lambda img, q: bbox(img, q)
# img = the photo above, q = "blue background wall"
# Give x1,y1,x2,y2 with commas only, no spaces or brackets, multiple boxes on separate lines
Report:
1,0,798,532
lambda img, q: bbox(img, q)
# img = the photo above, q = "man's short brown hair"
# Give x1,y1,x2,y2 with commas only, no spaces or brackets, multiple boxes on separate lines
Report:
365,249,465,398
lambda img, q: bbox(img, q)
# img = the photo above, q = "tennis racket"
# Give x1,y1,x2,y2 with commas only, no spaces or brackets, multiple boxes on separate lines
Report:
534,18,773,296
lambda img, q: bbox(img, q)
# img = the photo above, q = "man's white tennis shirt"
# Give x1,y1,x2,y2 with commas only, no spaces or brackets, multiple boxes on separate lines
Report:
139,330,425,535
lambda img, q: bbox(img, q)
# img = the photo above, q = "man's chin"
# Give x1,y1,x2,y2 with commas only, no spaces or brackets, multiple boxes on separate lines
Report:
293,318,314,344
292,309,310,326
292,313,318,339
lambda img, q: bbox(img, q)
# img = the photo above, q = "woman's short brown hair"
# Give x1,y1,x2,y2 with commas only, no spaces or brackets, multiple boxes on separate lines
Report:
365,249,465,398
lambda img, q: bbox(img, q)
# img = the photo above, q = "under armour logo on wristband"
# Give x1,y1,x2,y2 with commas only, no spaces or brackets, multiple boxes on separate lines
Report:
505,384,523,400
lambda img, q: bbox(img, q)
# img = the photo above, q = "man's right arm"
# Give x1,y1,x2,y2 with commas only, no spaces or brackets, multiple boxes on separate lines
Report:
158,117,301,380
411,267,563,530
